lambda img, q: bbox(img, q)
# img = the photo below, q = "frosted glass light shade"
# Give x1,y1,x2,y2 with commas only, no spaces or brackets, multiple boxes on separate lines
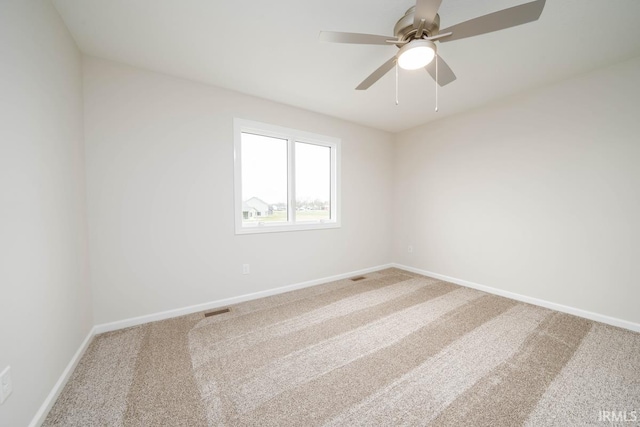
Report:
397,39,436,70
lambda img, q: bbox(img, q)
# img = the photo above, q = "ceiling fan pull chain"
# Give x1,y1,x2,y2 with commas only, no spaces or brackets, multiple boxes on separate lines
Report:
435,53,439,112
395,60,399,106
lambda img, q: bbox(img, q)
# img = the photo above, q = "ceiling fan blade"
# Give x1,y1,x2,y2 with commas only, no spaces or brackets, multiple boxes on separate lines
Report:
356,56,396,90
425,54,456,86
414,0,443,28
439,0,546,43
319,31,394,45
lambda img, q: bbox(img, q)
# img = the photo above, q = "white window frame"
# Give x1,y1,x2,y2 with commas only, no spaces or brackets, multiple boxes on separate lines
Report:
234,118,341,234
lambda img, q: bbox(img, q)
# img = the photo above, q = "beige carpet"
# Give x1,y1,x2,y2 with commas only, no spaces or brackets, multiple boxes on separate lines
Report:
44,269,640,426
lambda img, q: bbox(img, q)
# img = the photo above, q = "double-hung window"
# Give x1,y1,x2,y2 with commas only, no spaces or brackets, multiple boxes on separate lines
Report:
233,118,340,234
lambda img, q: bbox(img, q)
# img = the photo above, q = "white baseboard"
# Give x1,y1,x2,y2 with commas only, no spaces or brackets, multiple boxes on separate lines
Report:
29,326,96,427
393,263,640,333
94,263,393,334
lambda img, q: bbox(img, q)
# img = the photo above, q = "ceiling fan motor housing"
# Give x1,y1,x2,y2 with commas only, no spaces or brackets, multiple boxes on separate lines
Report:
394,6,440,44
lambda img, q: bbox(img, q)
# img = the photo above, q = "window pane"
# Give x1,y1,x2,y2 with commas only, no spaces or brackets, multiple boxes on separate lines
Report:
295,142,331,221
241,132,288,224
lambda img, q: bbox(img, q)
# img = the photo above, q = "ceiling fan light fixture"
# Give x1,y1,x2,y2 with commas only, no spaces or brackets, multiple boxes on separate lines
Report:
397,39,436,70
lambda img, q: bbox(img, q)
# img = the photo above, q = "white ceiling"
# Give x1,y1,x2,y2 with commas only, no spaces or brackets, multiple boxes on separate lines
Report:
52,0,640,133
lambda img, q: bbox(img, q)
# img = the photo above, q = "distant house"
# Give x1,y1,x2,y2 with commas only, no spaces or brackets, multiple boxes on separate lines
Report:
241,202,257,219
242,197,272,219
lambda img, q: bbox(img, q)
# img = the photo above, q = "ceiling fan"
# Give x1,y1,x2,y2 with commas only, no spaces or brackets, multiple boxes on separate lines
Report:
320,0,546,90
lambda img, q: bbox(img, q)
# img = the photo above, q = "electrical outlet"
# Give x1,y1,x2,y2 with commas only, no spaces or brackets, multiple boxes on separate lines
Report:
408,245,413,253
242,264,250,274
0,366,12,404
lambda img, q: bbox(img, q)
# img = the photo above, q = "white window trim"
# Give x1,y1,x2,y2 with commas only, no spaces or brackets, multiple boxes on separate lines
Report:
233,118,341,235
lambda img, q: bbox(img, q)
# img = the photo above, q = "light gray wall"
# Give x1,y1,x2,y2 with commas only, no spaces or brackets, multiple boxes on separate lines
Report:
393,56,640,325
0,2,92,426
83,57,394,325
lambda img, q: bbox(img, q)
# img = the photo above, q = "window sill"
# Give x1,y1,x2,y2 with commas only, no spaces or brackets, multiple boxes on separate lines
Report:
235,221,341,235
